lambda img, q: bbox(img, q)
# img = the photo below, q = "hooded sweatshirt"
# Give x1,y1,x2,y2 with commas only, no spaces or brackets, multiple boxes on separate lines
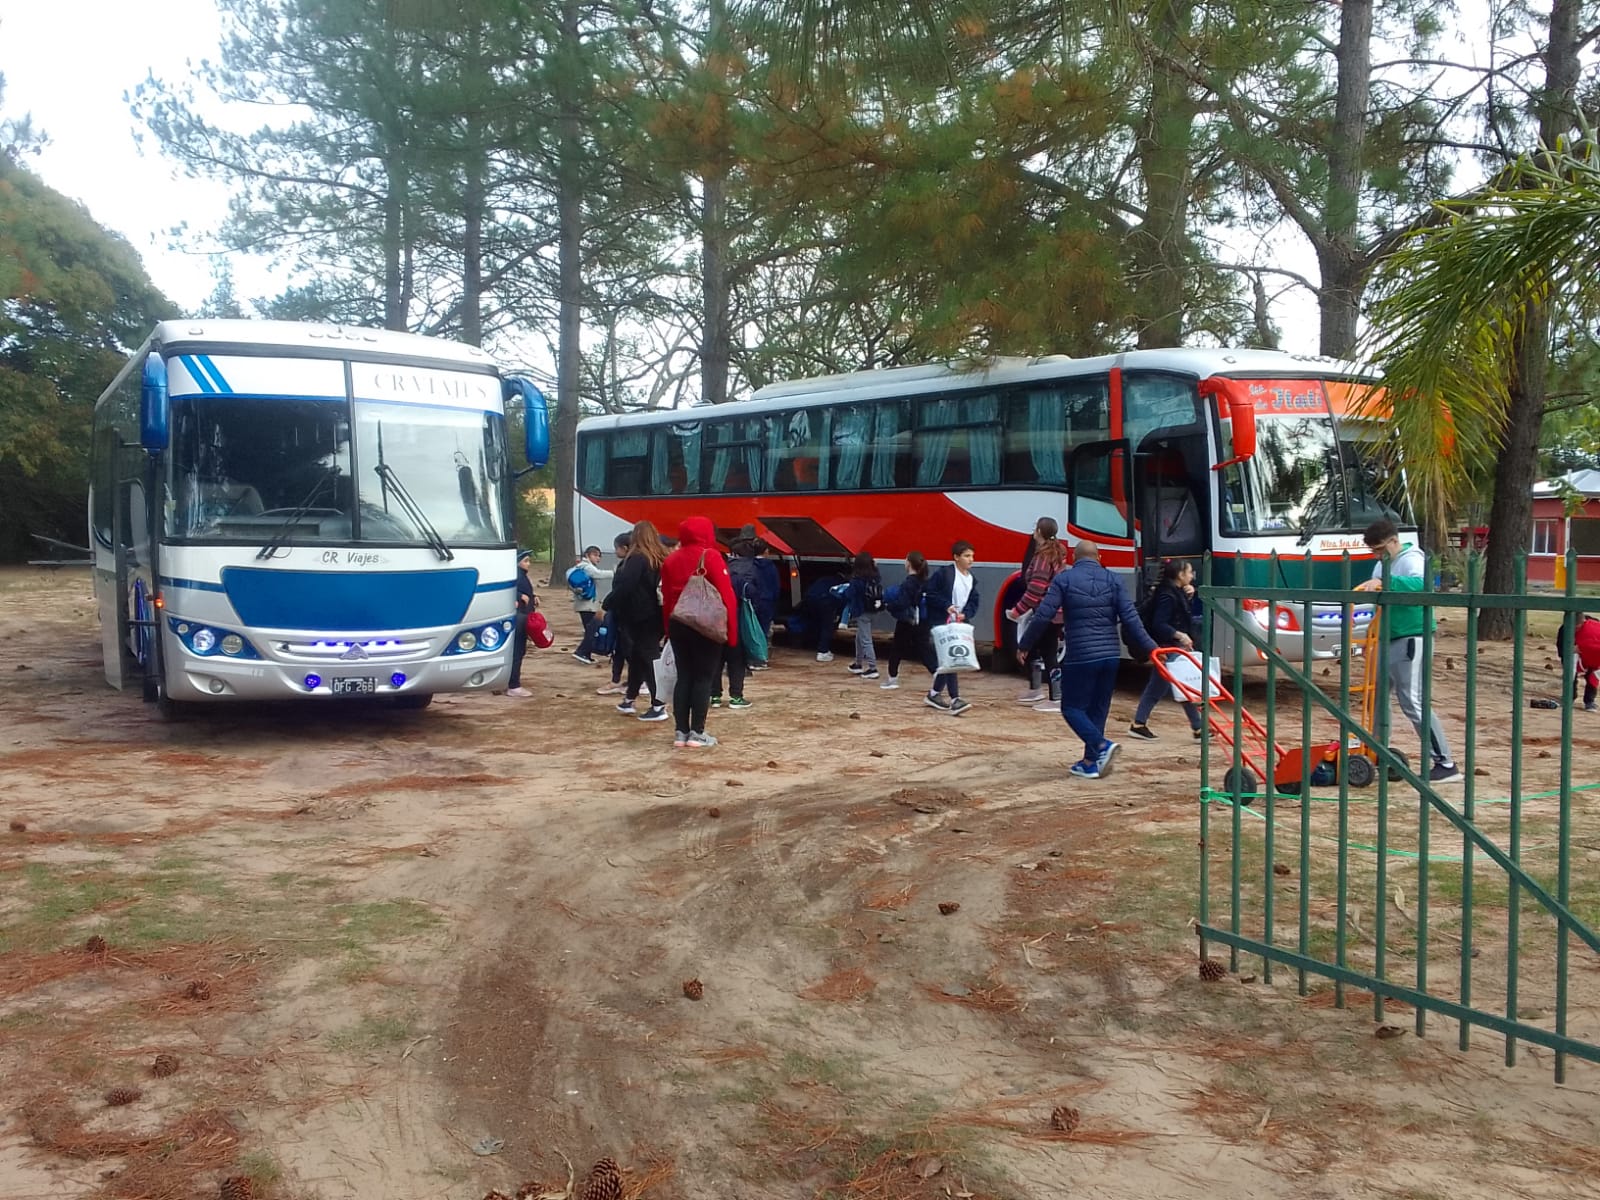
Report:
659,516,739,645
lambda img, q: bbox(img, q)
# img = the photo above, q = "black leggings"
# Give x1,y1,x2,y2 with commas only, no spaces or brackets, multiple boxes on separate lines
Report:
886,620,927,678
668,620,724,734
622,621,660,704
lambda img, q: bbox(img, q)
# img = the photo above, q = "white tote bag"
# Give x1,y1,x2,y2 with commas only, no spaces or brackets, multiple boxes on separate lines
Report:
653,641,678,700
1164,649,1222,702
932,620,980,673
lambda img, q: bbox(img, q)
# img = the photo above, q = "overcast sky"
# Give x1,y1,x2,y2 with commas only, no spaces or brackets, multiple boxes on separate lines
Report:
0,3,247,310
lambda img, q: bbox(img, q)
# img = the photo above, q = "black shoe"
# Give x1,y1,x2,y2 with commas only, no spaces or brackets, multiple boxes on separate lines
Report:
1429,763,1463,784
1128,723,1158,741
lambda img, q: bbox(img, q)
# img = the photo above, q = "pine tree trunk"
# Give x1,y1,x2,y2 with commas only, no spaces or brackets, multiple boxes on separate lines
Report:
699,0,730,405
1478,0,1579,639
1132,0,1195,349
1318,0,1371,360
548,0,583,578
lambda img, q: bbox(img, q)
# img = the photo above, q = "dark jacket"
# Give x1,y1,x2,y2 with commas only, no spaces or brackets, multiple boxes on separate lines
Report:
609,550,662,629
752,558,780,628
1146,581,1196,648
1021,559,1155,663
885,572,928,625
515,566,535,613
924,565,980,624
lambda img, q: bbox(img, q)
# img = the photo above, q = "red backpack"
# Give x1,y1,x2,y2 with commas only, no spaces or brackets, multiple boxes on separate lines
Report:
525,609,553,648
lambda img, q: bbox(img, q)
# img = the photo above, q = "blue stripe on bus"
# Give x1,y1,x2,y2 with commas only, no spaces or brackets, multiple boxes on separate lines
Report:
475,581,515,594
219,567,481,631
159,575,228,593
165,392,349,402
196,355,233,393
180,356,215,395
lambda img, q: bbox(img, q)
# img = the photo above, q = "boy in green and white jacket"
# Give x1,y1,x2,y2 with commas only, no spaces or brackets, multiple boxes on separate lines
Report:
1357,518,1461,784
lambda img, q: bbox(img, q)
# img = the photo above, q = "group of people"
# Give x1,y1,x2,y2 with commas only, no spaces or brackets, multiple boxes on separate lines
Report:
506,514,1490,786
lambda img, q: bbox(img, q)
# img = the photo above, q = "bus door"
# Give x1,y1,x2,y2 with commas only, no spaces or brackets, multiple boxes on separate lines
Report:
1132,432,1208,587
1067,439,1134,550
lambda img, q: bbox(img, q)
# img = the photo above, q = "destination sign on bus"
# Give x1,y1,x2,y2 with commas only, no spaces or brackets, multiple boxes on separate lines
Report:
1245,379,1330,416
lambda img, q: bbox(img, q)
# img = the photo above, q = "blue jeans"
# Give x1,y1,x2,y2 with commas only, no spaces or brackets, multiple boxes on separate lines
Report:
1060,657,1119,763
1133,664,1201,729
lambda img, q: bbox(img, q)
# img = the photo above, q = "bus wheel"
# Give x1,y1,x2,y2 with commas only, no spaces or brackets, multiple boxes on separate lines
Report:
393,693,433,711
153,678,191,722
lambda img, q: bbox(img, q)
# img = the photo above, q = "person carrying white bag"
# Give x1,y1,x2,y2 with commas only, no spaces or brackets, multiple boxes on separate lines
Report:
920,541,981,716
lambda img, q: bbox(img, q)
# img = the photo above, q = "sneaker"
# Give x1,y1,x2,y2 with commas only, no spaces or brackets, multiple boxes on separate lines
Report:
674,730,689,748
726,697,754,711
1016,689,1046,705
949,697,973,716
1096,740,1120,775
572,652,596,665
847,662,866,675
638,704,670,722
1429,763,1463,784
862,670,880,680
1033,700,1058,713
640,683,652,696
1128,723,1158,741
816,651,835,663
597,682,625,695
924,693,952,711
687,731,718,748
749,661,770,671
1586,702,1598,712
615,700,636,715
710,695,722,708
880,676,900,689
1192,727,1204,740
506,686,532,698
1069,761,1101,780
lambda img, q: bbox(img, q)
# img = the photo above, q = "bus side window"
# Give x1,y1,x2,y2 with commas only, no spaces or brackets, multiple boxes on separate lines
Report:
1003,380,1109,486
580,431,610,497
768,409,822,492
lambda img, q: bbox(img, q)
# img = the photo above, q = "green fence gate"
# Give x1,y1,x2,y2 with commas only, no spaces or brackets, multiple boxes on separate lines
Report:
1195,550,1599,1082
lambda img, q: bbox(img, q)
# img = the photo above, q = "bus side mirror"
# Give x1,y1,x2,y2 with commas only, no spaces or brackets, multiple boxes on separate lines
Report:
507,378,550,470
139,356,169,451
1203,379,1256,469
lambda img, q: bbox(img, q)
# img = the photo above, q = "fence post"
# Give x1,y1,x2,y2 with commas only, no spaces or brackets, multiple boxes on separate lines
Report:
1506,553,1528,1066
1459,551,1481,1050
1556,546,1578,1082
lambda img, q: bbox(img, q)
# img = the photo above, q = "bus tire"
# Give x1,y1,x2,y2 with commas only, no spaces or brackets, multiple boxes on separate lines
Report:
393,693,434,710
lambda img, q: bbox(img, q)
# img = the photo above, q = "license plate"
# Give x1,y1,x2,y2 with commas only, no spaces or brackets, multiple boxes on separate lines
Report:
331,677,376,696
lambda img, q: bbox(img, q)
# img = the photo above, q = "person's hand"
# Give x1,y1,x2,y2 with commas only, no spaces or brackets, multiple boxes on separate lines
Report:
1005,608,1019,622
1182,583,1196,598
1016,649,1029,666
1176,633,1193,649
1355,579,1382,592
948,605,961,618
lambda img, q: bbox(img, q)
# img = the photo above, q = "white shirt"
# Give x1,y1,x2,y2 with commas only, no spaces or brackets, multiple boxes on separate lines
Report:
952,568,973,616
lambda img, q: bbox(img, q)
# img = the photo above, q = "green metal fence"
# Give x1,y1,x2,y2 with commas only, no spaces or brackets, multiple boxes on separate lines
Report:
1195,548,1599,1082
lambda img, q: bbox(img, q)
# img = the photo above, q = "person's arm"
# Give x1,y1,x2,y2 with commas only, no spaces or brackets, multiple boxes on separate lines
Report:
1010,561,1050,618
1151,588,1187,646
585,562,613,584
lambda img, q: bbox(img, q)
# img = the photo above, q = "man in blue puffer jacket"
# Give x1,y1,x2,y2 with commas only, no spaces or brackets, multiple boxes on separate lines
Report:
1018,540,1157,780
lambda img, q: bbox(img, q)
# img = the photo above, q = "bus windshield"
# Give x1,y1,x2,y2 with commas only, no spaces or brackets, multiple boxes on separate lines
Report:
166,396,509,545
1221,413,1345,535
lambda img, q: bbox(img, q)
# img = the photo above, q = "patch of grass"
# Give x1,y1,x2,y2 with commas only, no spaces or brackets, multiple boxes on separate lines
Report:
236,1149,283,1191
0,1009,47,1030
326,1014,415,1053
779,1050,866,1093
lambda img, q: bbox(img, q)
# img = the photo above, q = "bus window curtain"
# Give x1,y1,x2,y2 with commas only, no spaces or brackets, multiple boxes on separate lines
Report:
871,404,900,488
708,431,732,492
969,395,1000,485
833,405,869,489
675,426,702,493
583,435,611,496
916,399,957,486
648,431,669,494
743,420,764,490
1028,392,1066,484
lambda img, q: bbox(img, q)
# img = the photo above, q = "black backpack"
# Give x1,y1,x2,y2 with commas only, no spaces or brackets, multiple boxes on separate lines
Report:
863,575,885,612
1123,586,1160,659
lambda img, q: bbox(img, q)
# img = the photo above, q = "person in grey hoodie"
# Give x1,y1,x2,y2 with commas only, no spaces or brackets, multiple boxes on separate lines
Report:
569,545,613,664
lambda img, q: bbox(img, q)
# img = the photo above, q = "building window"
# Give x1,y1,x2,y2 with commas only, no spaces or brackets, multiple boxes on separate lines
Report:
1531,519,1558,555
1570,517,1600,557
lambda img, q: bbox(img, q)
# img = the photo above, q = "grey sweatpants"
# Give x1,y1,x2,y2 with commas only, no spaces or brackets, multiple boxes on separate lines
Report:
854,615,877,669
1387,636,1454,766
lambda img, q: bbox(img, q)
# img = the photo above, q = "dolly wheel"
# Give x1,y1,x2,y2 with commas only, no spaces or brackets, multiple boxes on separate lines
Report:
1222,766,1258,797
1344,754,1377,788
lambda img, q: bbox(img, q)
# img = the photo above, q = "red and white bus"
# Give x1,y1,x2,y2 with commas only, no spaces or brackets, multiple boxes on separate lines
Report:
574,348,1399,659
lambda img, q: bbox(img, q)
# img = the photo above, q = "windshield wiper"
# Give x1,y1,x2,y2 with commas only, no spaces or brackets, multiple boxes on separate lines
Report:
373,463,453,561
256,469,337,561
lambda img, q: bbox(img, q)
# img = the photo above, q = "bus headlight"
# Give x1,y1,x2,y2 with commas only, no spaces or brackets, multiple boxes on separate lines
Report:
456,630,478,652
220,634,244,656
192,628,218,654
479,624,502,650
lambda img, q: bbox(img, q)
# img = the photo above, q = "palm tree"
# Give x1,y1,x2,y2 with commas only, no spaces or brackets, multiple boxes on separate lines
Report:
1360,137,1600,635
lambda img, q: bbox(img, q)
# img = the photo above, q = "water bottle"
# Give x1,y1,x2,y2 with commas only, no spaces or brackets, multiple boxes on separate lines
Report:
1029,659,1044,691
1048,667,1061,703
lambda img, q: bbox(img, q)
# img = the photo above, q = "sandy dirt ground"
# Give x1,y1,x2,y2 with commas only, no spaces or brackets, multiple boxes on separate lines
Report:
1,566,1597,1200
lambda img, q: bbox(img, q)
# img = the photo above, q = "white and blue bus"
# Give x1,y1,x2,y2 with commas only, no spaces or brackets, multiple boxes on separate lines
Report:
89,320,549,715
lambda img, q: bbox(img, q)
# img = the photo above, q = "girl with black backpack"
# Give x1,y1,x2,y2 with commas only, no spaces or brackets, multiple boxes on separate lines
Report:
1128,558,1203,740
843,552,884,680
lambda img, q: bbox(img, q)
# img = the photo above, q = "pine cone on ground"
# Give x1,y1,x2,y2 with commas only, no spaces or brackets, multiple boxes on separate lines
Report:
1198,958,1227,982
186,980,212,1001
151,1053,180,1078
938,901,961,915
580,1157,623,1200
219,1177,255,1200
104,1086,141,1107
682,978,704,1001
84,935,108,955
1049,1105,1081,1134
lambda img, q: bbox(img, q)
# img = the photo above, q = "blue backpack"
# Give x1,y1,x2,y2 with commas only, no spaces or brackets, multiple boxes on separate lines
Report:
566,564,596,602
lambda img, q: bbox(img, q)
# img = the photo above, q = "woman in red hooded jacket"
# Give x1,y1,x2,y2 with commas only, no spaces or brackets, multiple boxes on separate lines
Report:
660,516,740,747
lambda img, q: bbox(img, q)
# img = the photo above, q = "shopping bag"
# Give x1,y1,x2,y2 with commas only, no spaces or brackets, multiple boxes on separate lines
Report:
1164,650,1221,701
932,620,979,673
739,598,769,664
1014,609,1033,647
673,552,728,643
654,640,678,701
525,610,553,649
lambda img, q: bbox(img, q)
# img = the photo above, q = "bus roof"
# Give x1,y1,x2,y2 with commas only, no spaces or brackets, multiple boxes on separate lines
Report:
150,320,495,369
579,347,1371,430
